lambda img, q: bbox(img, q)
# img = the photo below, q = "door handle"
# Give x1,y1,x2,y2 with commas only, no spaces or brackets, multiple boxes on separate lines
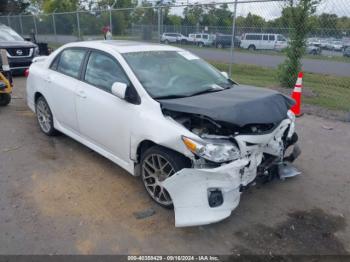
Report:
76,90,87,99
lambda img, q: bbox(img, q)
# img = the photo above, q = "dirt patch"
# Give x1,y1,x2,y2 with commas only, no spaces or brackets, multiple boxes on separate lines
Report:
233,209,348,255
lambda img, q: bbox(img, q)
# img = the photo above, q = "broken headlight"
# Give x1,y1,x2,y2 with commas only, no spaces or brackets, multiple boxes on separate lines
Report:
182,136,240,163
287,110,296,122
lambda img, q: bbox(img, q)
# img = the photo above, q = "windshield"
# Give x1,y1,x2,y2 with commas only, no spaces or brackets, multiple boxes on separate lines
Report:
0,26,24,41
123,51,233,99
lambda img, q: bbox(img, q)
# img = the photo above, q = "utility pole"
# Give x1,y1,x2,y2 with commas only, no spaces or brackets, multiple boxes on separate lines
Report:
52,9,58,45
229,0,238,78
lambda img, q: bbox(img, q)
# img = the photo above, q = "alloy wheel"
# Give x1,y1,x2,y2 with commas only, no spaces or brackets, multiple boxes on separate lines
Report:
142,153,175,206
36,99,52,133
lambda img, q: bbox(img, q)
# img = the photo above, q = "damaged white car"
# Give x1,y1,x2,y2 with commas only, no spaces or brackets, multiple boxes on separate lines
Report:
26,41,301,227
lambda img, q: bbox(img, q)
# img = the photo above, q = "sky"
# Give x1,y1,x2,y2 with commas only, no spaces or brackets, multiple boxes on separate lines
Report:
167,0,350,19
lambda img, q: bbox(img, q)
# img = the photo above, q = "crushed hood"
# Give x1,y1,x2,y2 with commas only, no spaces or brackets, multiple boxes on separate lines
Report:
158,85,295,127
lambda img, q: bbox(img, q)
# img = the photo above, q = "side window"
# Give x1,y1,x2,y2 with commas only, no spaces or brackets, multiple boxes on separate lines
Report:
84,51,129,93
263,35,268,40
246,34,261,40
50,55,60,70
196,35,201,39
269,35,275,41
277,35,286,41
203,35,209,39
57,49,86,78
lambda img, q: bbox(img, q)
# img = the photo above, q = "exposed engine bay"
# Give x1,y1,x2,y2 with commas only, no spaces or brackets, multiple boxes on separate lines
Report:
164,109,299,175
157,84,301,227
161,109,301,227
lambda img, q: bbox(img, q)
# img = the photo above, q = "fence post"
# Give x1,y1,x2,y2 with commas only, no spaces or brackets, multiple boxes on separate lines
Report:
158,7,161,42
7,15,11,27
33,15,38,36
229,0,238,78
76,11,81,40
19,15,24,35
109,8,113,34
52,13,58,44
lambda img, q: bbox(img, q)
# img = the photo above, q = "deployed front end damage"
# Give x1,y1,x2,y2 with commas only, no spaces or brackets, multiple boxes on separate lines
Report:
162,112,300,227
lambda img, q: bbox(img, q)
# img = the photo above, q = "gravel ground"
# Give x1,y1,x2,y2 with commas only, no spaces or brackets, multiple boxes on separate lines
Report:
0,77,349,255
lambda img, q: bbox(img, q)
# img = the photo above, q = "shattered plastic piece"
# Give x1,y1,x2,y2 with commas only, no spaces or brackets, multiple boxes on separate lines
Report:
279,162,301,179
322,125,334,130
133,208,156,219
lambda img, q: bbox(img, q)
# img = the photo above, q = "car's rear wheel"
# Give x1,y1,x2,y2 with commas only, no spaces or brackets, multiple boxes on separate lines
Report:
35,96,58,136
198,42,204,48
164,40,169,44
0,93,11,106
141,146,190,208
248,45,256,51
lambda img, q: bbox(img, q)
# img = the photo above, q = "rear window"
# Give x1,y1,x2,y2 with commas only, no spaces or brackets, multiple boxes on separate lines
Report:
57,49,86,78
246,34,262,40
269,35,275,41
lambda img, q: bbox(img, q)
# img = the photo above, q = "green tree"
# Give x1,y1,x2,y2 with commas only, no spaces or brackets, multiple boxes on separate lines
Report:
278,0,320,88
183,5,205,26
0,0,30,15
41,0,80,13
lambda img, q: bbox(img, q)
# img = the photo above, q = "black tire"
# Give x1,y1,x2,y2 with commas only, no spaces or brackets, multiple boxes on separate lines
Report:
181,39,187,45
164,39,169,44
0,93,11,106
248,45,256,51
140,145,191,209
198,42,204,48
35,96,58,136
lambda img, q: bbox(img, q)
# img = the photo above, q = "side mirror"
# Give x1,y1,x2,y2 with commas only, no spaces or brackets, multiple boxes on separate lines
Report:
111,82,128,100
221,71,229,79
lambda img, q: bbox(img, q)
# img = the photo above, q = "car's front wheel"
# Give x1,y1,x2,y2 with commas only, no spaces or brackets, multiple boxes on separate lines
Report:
141,146,190,208
35,96,58,136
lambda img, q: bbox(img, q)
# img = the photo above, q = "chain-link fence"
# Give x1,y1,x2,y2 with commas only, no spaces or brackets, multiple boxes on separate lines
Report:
1,0,350,118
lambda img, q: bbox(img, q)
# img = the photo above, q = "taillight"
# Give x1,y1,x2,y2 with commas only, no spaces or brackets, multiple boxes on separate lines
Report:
24,68,29,77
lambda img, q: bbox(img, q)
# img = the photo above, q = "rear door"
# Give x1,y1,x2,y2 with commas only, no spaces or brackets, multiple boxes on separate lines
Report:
75,50,135,166
47,48,87,133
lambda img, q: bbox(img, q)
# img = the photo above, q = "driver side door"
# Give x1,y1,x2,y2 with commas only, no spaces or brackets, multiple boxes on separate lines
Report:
75,50,136,169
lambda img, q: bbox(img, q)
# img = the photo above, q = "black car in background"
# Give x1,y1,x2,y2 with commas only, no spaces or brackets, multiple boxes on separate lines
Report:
214,34,241,48
344,47,350,57
0,24,39,72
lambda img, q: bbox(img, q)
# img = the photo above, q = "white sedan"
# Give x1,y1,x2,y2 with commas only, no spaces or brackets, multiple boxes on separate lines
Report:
26,41,301,227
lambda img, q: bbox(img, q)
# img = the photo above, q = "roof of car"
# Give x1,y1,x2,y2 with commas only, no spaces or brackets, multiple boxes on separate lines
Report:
64,40,182,54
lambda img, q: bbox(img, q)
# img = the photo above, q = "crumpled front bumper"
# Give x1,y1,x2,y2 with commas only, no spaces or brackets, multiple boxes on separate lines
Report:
163,118,299,227
162,159,248,227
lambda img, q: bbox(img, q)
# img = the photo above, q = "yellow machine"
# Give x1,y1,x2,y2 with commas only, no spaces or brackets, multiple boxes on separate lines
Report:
0,49,12,106
0,72,12,106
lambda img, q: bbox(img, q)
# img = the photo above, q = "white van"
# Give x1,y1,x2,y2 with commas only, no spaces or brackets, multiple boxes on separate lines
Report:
240,33,288,51
188,33,214,47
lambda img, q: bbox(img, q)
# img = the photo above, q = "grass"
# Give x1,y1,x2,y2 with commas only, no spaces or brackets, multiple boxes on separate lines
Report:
211,62,350,112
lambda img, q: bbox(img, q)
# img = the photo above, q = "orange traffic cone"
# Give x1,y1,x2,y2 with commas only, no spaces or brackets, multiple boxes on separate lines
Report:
291,72,303,117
